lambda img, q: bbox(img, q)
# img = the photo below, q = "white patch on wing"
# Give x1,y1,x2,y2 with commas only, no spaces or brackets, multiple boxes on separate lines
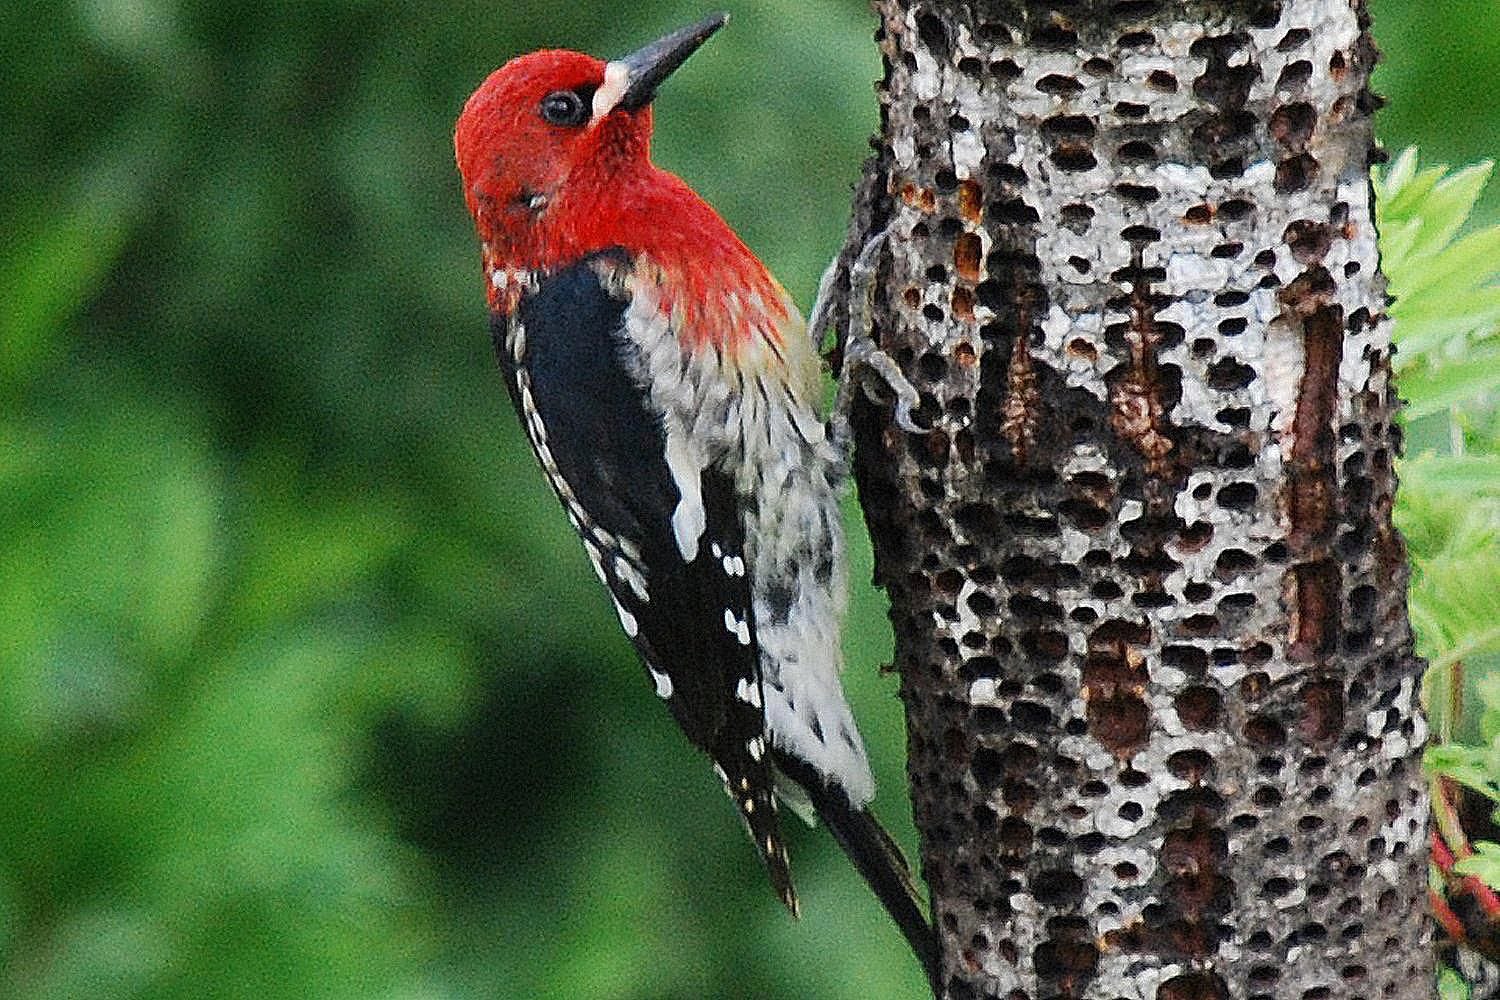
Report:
612,599,638,638
735,676,762,708
593,61,630,120
508,321,526,364
722,608,752,647
516,371,582,512
584,543,608,585
613,555,649,603
664,428,705,561
649,665,673,699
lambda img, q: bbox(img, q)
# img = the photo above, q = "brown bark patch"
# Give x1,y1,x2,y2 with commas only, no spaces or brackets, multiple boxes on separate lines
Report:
1000,282,1041,465
1288,558,1340,661
951,286,975,322
900,181,937,214
1157,971,1230,1000
1175,686,1222,731
1083,638,1151,759
1280,272,1343,547
1299,676,1346,743
954,232,983,282
1107,250,1178,478
957,178,984,224
1283,220,1335,264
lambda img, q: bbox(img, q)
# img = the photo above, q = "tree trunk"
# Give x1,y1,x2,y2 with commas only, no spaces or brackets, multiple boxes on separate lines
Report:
835,2,1432,996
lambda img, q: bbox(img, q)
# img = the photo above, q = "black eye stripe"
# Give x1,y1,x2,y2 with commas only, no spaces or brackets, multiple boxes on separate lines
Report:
540,89,589,127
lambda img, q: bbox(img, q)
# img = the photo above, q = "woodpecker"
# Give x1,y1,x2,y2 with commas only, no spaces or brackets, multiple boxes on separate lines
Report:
454,13,937,986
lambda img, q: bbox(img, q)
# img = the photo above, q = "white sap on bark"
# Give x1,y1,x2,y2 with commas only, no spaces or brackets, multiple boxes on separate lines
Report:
838,1,1432,997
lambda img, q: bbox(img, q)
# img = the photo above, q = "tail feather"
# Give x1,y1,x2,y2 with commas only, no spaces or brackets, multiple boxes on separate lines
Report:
713,752,799,916
772,751,941,996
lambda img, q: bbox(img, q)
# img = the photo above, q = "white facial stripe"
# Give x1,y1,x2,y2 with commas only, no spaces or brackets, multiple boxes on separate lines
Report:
593,61,630,121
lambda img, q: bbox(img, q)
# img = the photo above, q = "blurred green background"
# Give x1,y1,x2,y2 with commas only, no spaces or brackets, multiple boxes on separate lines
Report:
2,2,1496,998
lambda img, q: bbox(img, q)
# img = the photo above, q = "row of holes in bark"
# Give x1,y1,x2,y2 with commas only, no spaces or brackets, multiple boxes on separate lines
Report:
912,3,1291,60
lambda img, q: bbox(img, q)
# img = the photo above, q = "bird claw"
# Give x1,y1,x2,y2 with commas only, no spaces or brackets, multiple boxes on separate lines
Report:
843,331,925,435
825,228,927,450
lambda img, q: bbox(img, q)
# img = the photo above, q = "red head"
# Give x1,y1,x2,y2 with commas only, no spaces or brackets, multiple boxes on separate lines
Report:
454,15,797,359
455,49,640,238
456,14,729,270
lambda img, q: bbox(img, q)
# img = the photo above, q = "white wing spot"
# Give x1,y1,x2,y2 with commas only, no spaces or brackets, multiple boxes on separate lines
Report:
613,600,639,638
664,430,705,561
747,736,765,761
504,319,526,363
584,544,608,585
723,608,751,645
711,542,723,559
649,665,673,699
516,376,578,507
743,797,755,814
735,677,762,708
614,556,649,603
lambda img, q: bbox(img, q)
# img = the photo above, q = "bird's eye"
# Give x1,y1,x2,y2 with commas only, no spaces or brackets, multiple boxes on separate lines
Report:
540,90,589,127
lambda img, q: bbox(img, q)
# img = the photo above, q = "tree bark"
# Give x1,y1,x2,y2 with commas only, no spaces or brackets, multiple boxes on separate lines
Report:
834,2,1432,997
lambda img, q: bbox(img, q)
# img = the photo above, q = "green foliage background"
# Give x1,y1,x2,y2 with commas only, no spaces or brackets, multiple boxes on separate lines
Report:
2,2,1496,998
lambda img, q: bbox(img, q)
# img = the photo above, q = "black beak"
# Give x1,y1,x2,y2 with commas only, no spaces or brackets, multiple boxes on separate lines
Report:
617,12,728,112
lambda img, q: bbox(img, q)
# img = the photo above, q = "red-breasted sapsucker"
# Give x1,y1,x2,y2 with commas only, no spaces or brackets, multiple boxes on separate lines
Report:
454,13,936,985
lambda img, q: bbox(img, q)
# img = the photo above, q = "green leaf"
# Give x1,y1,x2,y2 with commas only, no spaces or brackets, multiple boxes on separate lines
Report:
1401,454,1500,497
1439,965,1472,1000
1380,151,1500,412
1455,840,1500,892
1408,161,1496,261
0,113,170,388
1400,341,1500,419
1427,745,1500,802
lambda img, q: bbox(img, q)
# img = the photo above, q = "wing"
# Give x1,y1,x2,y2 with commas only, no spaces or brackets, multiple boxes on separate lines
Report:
491,251,795,910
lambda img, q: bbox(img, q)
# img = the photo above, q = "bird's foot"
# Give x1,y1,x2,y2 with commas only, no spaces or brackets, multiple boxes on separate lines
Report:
827,230,925,456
